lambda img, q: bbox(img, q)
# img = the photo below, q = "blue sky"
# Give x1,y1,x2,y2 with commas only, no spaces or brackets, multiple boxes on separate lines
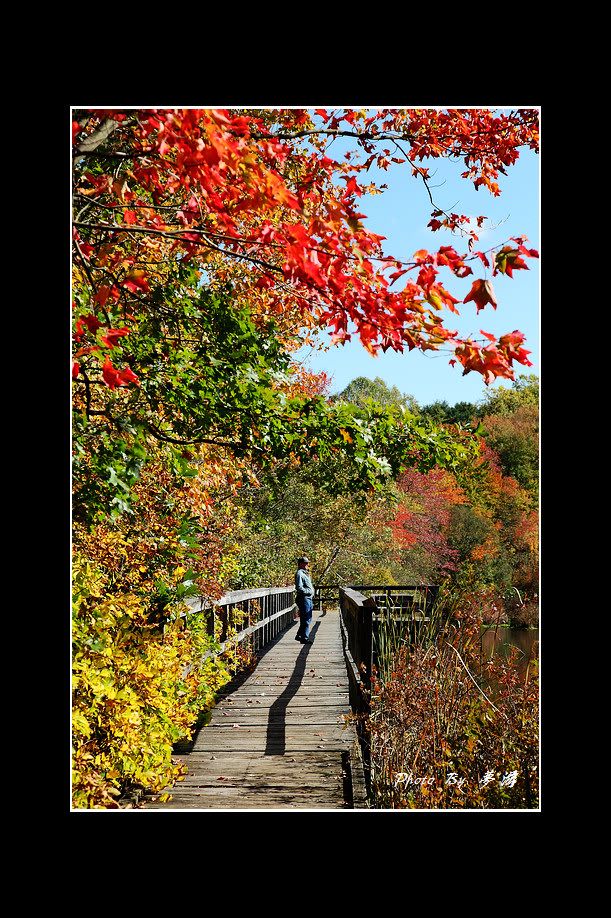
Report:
297,116,540,408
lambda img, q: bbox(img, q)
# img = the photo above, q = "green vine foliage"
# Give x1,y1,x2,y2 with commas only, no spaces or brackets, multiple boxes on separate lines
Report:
74,279,478,523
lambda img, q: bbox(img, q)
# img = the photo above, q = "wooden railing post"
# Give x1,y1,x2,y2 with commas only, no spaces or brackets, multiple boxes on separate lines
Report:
206,606,215,640
338,587,376,713
220,607,228,643
426,585,440,616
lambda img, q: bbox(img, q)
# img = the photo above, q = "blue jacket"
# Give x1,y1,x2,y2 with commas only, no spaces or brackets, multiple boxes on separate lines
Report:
295,568,314,598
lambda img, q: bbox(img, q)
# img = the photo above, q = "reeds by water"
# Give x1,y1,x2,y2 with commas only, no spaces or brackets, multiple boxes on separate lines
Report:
368,586,539,809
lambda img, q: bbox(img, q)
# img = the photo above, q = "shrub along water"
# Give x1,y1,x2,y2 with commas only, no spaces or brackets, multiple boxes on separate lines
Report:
368,586,538,809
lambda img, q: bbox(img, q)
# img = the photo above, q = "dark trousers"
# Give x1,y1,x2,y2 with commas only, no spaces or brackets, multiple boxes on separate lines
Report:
296,596,313,640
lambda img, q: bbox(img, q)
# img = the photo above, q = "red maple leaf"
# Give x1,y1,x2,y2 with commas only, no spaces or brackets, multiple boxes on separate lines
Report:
463,278,497,312
123,270,150,294
102,360,139,389
102,359,122,389
494,247,529,278
117,366,140,386
101,327,130,349
92,286,114,308
81,314,103,333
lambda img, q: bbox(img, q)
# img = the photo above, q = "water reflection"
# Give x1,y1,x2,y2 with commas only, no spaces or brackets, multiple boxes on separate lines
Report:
480,625,539,679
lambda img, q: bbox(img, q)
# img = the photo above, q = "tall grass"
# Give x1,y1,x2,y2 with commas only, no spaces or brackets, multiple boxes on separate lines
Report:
368,586,539,809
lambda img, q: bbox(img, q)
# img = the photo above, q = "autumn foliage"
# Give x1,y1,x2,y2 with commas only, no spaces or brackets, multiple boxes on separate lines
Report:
73,107,538,392
391,468,466,576
72,107,539,808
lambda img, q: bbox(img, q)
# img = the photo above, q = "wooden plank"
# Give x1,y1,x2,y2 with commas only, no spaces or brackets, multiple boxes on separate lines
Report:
145,792,346,809
191,740,353,753
208,717,349,727
238,681,349,688
217,698,348,707
212,705,349,716
158,786,345,801
173,751,342,767
215,700,348,710
214,711,349,721
216,692,349,701
221,676,345,683
226,679,348,698
248,670,346,676
193,740,352,753
176,750,342,789
244,671,348,678
246,665,348,671
171,771,343,789
193,726,352,743
212,708,349,716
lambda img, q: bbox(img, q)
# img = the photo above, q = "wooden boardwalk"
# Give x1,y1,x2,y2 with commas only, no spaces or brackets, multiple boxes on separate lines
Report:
144,608,366,809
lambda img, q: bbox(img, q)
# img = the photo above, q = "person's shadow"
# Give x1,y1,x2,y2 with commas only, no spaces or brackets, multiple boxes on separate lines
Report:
264,620,321,756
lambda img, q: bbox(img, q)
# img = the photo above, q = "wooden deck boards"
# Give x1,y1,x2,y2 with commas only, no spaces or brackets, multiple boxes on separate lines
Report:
143,609,361,810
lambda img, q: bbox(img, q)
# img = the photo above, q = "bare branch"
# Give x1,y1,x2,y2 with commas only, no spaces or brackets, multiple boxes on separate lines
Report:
77,118,119,154
73,221,285,275
143,421,238,448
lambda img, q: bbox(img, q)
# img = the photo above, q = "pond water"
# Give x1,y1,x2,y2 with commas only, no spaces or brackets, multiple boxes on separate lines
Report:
480,625,539,679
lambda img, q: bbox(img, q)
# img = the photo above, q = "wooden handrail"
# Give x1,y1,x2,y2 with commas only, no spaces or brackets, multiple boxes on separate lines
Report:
184,585,293,615
338,582,439,798
338,587,376,714
184,603,297,675
180,585,297,675
349,584,438,591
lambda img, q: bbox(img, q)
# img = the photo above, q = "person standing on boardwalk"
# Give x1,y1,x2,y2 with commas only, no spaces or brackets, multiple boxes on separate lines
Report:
294,556,315,644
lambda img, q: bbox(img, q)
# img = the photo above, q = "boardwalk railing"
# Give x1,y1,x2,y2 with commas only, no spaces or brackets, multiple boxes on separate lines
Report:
338,584,440,709
338,583,440,794
184,586,296,665
313,584,341,611
338,587,376,717
350,584,440,618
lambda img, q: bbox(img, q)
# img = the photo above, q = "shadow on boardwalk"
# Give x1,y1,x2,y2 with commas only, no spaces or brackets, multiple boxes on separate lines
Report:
265,620,321,755
174,620,306,755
